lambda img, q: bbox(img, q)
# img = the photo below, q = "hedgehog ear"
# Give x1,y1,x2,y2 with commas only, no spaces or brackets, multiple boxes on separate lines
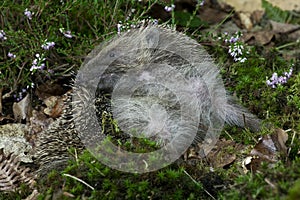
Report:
143,27,160,48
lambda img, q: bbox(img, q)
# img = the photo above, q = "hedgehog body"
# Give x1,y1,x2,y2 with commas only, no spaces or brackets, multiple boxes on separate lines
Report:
34,25,261,174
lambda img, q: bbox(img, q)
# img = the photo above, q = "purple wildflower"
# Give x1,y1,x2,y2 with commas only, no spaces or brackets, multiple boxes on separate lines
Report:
8,52,16,59
266,67,293,88
0,30,7,40
59,28,73,38
24,8,33,20
41,40,55,50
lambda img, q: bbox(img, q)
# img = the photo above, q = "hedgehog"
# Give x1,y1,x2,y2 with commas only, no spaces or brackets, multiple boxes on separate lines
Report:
33,25,262,175
32,92,84,176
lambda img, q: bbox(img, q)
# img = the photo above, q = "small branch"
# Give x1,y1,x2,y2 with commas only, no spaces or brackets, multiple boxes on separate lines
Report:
183,170,216,200
287,129,296,159
0,88,3,114
63,173,95,190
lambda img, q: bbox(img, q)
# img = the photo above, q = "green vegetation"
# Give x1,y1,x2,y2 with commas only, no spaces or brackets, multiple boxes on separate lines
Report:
0,0,299,199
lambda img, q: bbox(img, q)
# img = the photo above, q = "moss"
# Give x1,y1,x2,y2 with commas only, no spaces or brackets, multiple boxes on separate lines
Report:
287,179,300,200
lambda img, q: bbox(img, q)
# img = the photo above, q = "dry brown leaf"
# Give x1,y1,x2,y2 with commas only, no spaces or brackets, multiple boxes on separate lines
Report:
12,94,32,122
242,31,276,46
198,7,229,25
43,95,67,118
242,21,300,47
206,139,243,168
218,0,263,13
236,12,253,30
35,81,66,100
270,20,300,41
250,10,264,25
243,128,288,173
219,0,300,13
29,110,53,134
28,110,53,146
192,139,245,168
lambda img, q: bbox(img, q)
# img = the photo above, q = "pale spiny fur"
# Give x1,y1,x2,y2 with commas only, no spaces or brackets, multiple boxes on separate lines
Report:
33,25,261,175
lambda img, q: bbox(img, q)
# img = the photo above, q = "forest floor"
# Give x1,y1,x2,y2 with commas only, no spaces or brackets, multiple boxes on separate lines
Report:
0,0,300,199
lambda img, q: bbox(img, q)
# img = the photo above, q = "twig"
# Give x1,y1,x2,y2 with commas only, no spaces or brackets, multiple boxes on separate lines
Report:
224,130,234,141
63,173,95,190
287,129,296,158
0,88,2,114
264,178,276,189
183,170,216,200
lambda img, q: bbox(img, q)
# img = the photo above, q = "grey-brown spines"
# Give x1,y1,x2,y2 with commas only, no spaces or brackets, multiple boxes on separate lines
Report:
33,92,83,176
224,98,261,132
33,25,262,175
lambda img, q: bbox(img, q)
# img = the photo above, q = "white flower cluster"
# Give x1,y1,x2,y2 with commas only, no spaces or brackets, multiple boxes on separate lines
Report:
30,54,45,72
0,30,7,40
228,43,248,63
198,0,205,6
223,32,249,63
117,18,158,35
164,4,175,12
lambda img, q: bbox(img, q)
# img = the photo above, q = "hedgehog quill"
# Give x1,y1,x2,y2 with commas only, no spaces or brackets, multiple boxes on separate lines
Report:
33,25,261,175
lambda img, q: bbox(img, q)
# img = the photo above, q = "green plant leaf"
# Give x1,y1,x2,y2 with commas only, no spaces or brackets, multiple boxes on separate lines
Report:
261,0,291,23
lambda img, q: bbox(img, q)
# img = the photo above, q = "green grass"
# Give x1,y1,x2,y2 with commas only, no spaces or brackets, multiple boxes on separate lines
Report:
1,0,300,199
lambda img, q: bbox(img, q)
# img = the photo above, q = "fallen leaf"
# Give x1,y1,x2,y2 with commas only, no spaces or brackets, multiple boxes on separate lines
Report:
270,20,300,41
239,20,300,47
28,109,53,146
236,12,253,30
13,94,32,122
192,139,245,168
35,80,66,100
251,10,264,25
243,128,288,173
242,31,276,46
207,139,244,168
218,0,263,13
43,95,67,118
219,0,300,13
198,7,229,25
